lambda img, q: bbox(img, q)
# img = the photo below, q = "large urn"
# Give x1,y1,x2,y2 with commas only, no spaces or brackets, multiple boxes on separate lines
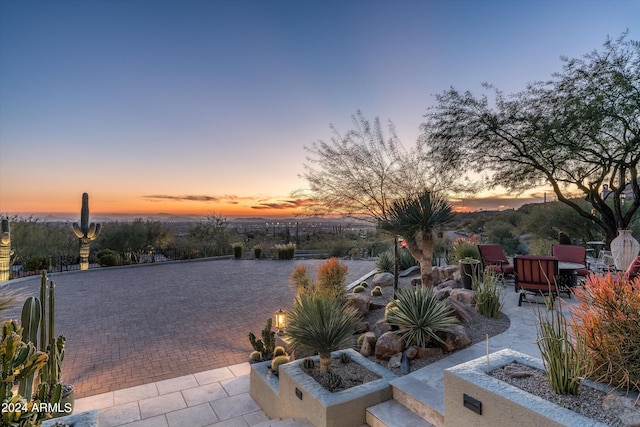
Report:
611,229,640,271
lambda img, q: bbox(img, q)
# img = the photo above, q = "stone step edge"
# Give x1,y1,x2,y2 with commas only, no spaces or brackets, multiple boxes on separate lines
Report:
387,375,445,427
366,399,435,427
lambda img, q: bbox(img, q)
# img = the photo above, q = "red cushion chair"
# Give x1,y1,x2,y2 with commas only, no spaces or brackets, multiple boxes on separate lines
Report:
513,255,560,306
550,244,590,278
477,244,514,276
626,256,640,280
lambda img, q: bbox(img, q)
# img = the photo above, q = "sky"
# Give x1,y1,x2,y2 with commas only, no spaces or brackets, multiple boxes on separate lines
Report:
1,0,638,220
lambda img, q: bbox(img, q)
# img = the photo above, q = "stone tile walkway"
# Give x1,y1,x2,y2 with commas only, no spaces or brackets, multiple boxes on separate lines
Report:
2,258,375,399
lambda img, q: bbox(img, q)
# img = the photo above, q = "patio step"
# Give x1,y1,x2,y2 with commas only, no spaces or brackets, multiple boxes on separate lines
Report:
366,375,444,427
366,400,435,427
254,417,315,427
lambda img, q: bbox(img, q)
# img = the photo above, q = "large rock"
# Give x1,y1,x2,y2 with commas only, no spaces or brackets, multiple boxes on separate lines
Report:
388,352,402,368
375,331,404,360
445,297,474,323
433,266,457,285
373,318,392,338
449,288,476,306
359,332,377,357
436,279,461,290
373,272,394,287
438,325,472,353
348,293,371,317
435,286,452,301
416,346,444,358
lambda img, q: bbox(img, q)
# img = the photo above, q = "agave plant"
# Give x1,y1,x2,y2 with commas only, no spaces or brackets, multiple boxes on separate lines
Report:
284,292,360,373
385,287,459,347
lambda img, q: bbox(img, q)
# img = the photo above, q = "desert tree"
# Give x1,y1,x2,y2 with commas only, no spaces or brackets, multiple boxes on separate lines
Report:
298,110,451,222
381,191,455,287
421,33,640,247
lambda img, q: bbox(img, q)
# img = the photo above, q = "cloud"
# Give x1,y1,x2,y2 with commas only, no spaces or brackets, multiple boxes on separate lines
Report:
251,198,314,210
142,195,221,202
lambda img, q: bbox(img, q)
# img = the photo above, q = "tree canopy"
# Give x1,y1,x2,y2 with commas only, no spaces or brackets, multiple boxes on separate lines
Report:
299,111,443,222
421,33,640,246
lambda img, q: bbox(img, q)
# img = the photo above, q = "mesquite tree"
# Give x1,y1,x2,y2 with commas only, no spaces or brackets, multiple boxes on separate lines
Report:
421,34,640,247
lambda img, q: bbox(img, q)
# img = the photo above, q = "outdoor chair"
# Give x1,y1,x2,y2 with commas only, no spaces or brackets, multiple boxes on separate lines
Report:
587,249,616,274
477,244,515,283
550,244,590,284
625,256,640,280
513,255,560,306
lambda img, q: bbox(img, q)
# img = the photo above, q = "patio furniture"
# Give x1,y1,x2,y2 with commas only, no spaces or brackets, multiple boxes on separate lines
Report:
625,256,640,280
587,249,616,273
477,244,514,280
513,255,560,306
551,244,590,289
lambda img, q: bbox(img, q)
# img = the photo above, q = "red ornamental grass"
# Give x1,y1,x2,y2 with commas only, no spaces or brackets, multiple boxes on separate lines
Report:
569,273,640,401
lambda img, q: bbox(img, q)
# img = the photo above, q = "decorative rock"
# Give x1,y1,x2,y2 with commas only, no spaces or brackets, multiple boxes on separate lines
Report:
373,318,392,338
348,293,371,317
400,352,410,374
373,272,394,287
388,352,402,369
436,279,460,290
360,332,377,357
399,265,421,277
445,297,474,323
375,331,404,360
449,288,476,306
438,324,472,353
435,287,452,301
405,346,418,360
602,393,640,426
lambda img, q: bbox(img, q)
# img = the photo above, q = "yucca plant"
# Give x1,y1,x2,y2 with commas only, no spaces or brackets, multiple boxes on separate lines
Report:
535,301,588,395
284,292,360,373
385,287,459,347
375,251,394,273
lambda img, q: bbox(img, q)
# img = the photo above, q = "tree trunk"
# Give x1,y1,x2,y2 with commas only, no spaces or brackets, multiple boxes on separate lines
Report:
319,352,331,373
420,233,435,287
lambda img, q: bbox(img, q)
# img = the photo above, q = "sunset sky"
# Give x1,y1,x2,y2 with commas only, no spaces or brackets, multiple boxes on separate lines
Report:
1,0,638,220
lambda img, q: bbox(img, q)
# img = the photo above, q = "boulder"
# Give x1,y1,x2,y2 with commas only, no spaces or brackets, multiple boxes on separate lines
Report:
438,324,472,353
388,352,402,369
450,288,476,306
399,265,421,277
373,272,394,287
373,318,392,338
432,266,457,285
375,331,404,360
416,346,444,358
405,346,418,360
348,293,371,317
445,297,474,323
360,332,377,357
435,287,452,301
436,279,461,290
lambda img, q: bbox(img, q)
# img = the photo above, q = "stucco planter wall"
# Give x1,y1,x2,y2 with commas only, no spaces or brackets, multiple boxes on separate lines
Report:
444,349,616,427
250,348,396,427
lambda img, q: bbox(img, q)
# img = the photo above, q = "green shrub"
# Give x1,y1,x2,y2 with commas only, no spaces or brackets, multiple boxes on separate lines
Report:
232,243,243,259
253,246,262,259
536,302,587,395
398,249,418,270
284,292,359,373
386,287,459,347
375,251,394,273
472,269,503,318
452,239,479,262
275,243,296,260
96,249,122,267
23,256,50,272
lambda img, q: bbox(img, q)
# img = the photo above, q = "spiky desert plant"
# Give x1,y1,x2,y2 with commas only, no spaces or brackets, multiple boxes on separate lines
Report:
270,355,290,373
72,193,101,270
375,251,394,273
315,257,348,300
352,285,365,293
290,265,313,296
472,269,504,319
569,274,640,398
321,371,343,392
535,301,588,395
385,287,459,348
284,292,359,373
370,286,383,296
0,217,11,282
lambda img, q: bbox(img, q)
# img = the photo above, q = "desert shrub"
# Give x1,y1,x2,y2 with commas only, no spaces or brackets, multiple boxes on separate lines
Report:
284,292,359,373
290,265,313,295
472,269,503,318
316,257,348,299
96,249,122,267
375,251,394,273
452,239,479,262
253,246,262,259
536,302,587,395
232,243,243,259
385,287,459,347
570,274,640,396
23,256,50,272
275,243,296,260
398,249,418,270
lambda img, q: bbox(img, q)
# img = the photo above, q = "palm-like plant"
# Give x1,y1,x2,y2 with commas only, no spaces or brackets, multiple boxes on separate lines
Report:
284,292,360,373
385,287,459,348
381,190,455,287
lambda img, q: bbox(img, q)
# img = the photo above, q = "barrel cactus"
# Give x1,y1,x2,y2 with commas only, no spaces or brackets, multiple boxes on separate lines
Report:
302,357,315,369
352,285,365,293
250,351,262,362
371,286,383,297
321,371,343,392
270,355,290,373
273,346,287,357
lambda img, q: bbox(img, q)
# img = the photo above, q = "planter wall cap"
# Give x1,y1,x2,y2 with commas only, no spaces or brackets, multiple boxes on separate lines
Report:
42,409,98,427
445,348,609,427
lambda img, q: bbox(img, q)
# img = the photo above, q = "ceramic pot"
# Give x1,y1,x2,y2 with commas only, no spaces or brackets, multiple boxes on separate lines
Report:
611,229,640,271
459,259,481,290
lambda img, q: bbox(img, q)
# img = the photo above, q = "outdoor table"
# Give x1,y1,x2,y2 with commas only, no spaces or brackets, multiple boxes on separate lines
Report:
586,241,605,258
558,261,585,293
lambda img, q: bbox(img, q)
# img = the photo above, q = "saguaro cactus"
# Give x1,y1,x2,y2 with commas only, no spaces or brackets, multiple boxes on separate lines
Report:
0,217,11,281
72,193,101,270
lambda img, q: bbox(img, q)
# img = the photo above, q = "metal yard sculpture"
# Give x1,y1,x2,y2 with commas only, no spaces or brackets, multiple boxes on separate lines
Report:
72,193,101,270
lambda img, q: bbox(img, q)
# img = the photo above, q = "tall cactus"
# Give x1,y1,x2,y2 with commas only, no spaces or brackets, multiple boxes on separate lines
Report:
72,193,101,270
18,294,41,398
0,217,11,281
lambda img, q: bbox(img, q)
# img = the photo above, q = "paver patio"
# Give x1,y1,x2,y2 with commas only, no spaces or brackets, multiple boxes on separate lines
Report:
2,258,375,399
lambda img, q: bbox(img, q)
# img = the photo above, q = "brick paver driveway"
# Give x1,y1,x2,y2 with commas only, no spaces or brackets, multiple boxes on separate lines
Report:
2,258,375,398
